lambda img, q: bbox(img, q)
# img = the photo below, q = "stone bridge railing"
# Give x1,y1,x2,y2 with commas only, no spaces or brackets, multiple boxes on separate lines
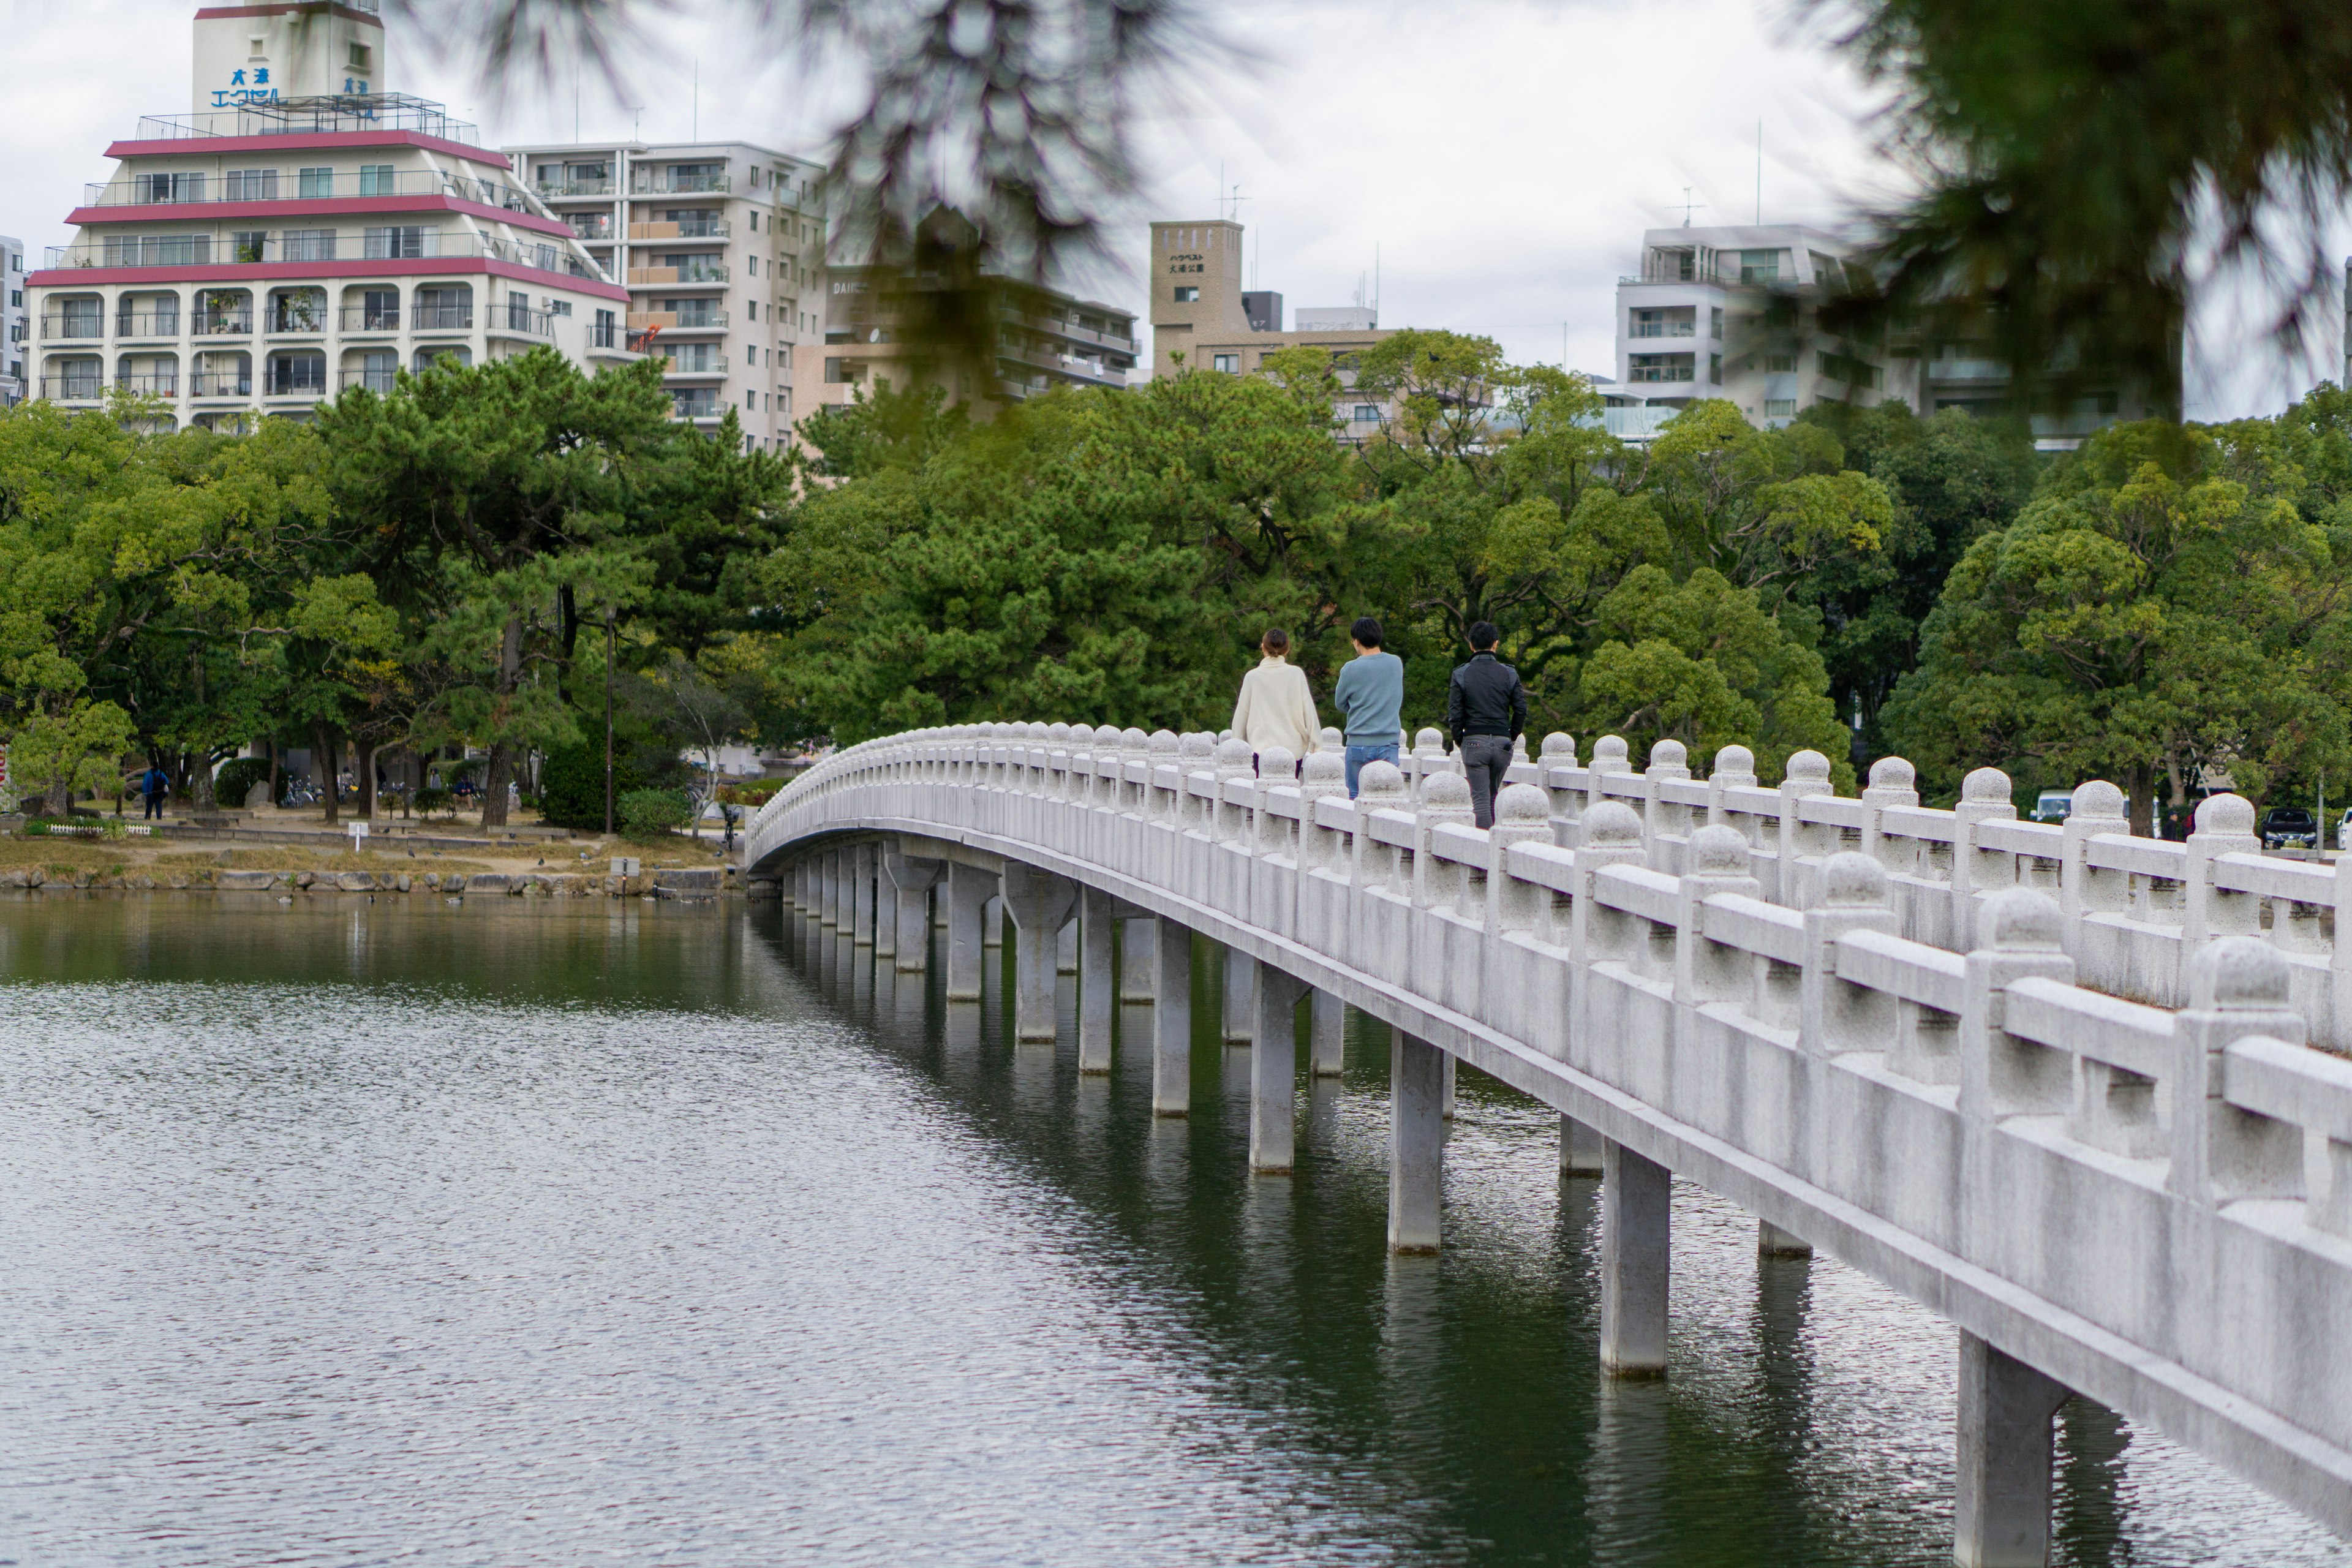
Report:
745,722,2352,1564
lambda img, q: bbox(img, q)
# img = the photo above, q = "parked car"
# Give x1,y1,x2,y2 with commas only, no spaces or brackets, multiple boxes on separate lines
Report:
2030,790,2073,823
2261,807,2319,850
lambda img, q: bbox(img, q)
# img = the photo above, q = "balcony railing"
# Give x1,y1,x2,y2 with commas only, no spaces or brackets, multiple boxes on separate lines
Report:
41,375,104,401
660,354,728,376
133,93,480,148
1929,358,2009,382
113,313,183,339
671,394,723,418
189,371,254,398
411,305,473,331
490,305,554,337
339,368,399,393
567,215,616,240
194,311,254,337
627,311,727,333
628,264,730,286
628,220,731,241
42,230,592,279
589,321,620,349
338,306,402,333
632,173,731,195
263,368,328,398
40,316,105,341
1599,406,1683,438
114,374,180,397
536,176,615,198
268,309,329,334
83,170,533,211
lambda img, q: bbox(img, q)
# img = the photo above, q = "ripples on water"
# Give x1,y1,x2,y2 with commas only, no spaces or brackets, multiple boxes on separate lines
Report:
0,895,2342,1567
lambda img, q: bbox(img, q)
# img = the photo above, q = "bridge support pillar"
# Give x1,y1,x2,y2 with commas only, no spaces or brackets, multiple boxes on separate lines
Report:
1120,918,1156,1001
850,843,876,946
1251,968,1308,1171
1152,916,1192,1115
873,856,898,959
944,864,997,1001
1953,1332,2069,1568
1057,921,1080,975
884,853,941,974
1310,989,1345,1076
1600,1140,1670,1376
1561,1115,1605,1175
1004,864,1077,1042
1442,1053,1457,1119
1223,946,1255,1042
1389,1033,1445,1251
1079,886,1117,1073
819,852,840,927
983,895,1005,949
1758,1219,1812,1257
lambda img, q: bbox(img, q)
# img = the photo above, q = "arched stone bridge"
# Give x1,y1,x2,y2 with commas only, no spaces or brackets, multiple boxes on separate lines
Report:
745,722,2352,1567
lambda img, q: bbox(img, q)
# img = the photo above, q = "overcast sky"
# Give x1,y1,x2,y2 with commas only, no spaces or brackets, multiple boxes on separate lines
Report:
2,0,2341,419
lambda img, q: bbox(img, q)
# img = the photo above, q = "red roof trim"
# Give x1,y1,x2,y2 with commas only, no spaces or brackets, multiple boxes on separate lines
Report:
28,255,630,303
105,129,510,171
67,194,572,238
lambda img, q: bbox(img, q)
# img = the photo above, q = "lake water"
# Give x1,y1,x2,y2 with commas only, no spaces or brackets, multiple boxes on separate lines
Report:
0,895,2343,1566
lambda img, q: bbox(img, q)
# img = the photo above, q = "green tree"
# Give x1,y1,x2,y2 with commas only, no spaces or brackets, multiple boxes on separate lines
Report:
1882,419,2350,827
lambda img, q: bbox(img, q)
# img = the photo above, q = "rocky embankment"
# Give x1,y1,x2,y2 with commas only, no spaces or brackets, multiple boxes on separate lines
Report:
0,865,736,899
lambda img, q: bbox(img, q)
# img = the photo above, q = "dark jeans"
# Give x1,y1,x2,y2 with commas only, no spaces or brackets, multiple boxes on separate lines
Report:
142,794,165,820
1344,742,1399,798
1460,734,1514,828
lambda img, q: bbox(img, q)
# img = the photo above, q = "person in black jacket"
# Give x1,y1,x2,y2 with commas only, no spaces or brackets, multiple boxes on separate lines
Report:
1447,622,1528,829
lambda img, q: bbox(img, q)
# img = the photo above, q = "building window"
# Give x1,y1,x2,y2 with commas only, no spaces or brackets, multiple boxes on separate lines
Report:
281,228,336,263
1710,307,1724,340
224,170,279,202
363,227,433,260
1709,353,1723,384
1763,353,1796,374
1818,349,1883,390
1765,399,1797,418
1630,306,1695,339
1352,404,1378,423
358,164,394,197
1172,286,1199,303
1739,249,1785,283
1212,353,1239,373
412,346,472,374
1627,353,1694,383
298,167,333,199
137,172,206,204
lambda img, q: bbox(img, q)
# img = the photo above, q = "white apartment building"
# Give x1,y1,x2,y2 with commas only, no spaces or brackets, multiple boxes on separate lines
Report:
26,1,635,431
1,236,26,406
1605,224,1910,441
503,138,824,450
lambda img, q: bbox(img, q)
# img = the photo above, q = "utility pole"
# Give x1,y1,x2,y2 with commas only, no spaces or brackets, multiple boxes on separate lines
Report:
604,605,616,837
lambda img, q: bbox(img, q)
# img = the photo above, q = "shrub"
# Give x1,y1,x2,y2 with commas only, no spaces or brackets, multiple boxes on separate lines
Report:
536,741,646,831
618,786,692,838
24,820,50,836
415,786,454,818
717,780,779,807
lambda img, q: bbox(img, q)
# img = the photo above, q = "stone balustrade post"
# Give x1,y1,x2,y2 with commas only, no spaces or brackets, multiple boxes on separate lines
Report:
1799,852,1900,1059
1705,744,1757,837
1213,738,1256,843
1253,746,1297,858
1774,748,1836,910
2057,779,2129,944
1409,727,1450,793
1145,729,1178,821
1296,753,1348,873
1486,783,1555,937
2170,936,2307,1206
1958,889,2076,1128
1568,802,1649,1071
1586,735,1633,840
1177,733,1216,834
1642,738,1692,865
1675,825,1762,1010
1539,732,1578,845
1860,756,1920,875
1351,763,1409,890
2182,794,2261,947
1412,774,1475,909
1951,766,2019,949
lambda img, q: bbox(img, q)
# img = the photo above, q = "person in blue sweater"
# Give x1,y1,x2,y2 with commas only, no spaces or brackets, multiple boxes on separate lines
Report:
1331,616,1405,797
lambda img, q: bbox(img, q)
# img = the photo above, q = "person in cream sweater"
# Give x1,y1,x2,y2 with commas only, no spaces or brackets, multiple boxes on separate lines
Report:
1230,628,1323,771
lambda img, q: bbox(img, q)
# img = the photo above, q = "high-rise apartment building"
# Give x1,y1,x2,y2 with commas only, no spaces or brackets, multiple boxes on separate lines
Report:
1,236,26,407
1604,224,1901,440
1148,218,1396,440
25,0,634,431
502,137,825,449
818,209,1137,409
1606,222,2149,448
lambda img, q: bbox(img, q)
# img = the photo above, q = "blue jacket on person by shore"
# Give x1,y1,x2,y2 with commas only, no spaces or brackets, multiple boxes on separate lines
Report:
1333,651,1404,746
